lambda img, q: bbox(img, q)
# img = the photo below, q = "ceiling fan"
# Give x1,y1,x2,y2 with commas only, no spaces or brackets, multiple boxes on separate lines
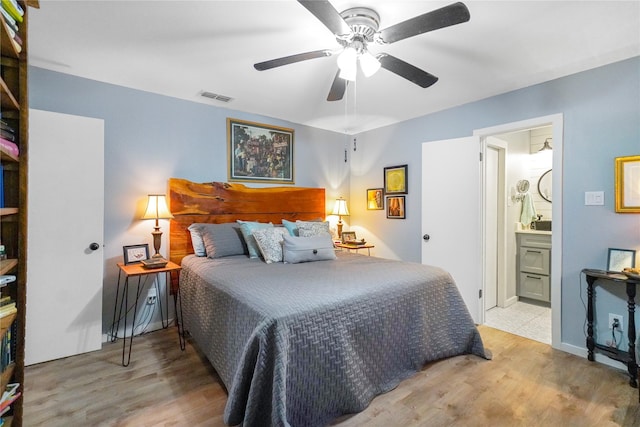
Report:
254,1,471,101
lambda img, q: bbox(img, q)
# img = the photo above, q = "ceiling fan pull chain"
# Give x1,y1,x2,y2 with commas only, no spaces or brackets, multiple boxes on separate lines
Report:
353,137,357,152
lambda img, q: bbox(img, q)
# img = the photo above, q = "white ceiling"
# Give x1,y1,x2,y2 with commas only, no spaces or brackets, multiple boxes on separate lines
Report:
29,1,640,134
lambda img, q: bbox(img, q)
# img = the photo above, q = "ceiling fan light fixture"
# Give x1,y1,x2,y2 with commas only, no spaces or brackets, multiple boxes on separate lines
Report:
338,62,357,81
337,46,357,71
359,50,380,77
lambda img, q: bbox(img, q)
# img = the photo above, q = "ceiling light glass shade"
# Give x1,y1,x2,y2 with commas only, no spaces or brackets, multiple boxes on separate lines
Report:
359,51,381,77
339,65,357,81
337,46,357,70
337,47,357,81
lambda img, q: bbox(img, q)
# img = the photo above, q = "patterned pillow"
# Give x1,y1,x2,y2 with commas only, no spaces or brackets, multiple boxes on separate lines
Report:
282,234,336,264
237,220,273,258
192,223,246,259
252,227,289,264
296,220,331,237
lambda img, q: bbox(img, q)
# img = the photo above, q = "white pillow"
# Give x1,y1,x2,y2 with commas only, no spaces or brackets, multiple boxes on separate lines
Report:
282,234,336,264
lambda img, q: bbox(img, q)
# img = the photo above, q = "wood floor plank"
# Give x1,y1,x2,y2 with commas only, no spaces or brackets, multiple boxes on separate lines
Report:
23,325,640,426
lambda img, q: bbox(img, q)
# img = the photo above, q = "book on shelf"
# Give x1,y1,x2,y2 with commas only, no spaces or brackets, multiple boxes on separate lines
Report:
0,305,16,318
1,0,23,23
0,6,18,30
0,137,19,158
0,121,14,134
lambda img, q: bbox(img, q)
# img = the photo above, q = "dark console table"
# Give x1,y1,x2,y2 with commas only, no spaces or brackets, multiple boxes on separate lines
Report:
582,268,639,389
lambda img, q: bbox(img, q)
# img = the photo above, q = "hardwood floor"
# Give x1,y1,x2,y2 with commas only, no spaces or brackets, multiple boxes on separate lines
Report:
24,326,640,426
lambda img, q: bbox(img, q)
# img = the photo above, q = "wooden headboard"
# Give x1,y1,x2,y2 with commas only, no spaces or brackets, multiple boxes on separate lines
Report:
168,178,326,266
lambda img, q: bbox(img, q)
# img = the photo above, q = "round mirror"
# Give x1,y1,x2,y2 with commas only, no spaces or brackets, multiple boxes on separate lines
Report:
538,169,552,203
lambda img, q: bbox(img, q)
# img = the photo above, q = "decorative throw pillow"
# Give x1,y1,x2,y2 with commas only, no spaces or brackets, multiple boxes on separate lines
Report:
281,219,299,236
282,234,336,264
193,223,247,259
187,223,207,256
296,220,331,237
237,220,274,258
252,227,289,264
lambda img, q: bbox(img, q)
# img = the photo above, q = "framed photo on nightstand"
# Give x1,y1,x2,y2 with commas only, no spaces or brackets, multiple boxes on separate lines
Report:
123,244,150,265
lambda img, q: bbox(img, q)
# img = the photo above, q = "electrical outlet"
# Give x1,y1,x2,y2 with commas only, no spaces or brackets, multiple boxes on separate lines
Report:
609,313,623,332
146,288,157,305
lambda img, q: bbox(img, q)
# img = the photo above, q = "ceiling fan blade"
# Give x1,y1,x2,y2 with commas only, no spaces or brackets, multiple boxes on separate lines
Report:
327,70,347,101
298,0,351,36
254,50,332,71
378,2,470,44
378,54,438,88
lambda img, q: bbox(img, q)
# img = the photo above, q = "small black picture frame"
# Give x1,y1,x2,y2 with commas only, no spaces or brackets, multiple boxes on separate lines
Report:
123,244,150,265
607,248,636,272
386,196,406,219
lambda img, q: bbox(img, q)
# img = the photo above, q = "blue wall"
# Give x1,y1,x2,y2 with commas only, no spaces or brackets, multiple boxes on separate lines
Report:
349,56,640,352
30,56,640,355
29,67,350,335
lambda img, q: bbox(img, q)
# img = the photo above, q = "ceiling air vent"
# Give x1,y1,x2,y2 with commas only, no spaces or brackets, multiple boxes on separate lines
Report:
201,91,233,103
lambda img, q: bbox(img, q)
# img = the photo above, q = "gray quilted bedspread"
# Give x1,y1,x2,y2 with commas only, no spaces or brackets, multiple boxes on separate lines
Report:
180,252,490,427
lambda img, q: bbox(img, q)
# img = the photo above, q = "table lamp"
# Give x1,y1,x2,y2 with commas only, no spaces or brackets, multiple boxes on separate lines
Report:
331,197,349,238
142,194,173,259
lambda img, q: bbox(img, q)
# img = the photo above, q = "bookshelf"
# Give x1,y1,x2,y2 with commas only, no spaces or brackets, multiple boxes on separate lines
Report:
0,1,38,425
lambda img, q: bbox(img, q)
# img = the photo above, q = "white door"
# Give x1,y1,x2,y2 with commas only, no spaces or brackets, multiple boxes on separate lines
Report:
422,137,482,323
484,146,499,309
26,109,104,365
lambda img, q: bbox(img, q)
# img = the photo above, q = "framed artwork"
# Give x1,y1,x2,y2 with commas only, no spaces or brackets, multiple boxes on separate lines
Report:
341,231,357,243
227,118,294,184
607,248,636,272
123,244,149,265
386,196,406,219
614,155,640,213
367,188,384,210
384,164,408,194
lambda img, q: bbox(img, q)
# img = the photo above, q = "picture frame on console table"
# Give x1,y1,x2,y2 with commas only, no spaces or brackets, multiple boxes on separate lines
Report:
227,118,294,184
607,248,636,272
614,155,640,213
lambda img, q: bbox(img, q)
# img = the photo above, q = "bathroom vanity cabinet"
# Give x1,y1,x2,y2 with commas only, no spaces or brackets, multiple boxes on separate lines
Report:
516,231,551,302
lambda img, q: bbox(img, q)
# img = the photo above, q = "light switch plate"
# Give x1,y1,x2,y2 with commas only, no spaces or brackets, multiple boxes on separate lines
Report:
585,191,604,205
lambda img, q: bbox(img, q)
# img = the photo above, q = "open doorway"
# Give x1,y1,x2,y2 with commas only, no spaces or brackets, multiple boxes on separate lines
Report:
475,115,563,348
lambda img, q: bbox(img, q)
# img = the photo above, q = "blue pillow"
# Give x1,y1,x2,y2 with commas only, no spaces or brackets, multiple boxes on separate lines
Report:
282,219,298,236
237,220,273,258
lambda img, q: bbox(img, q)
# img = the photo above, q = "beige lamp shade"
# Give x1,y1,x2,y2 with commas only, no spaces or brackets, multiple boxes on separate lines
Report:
142,194,173,259
331,198,350,216
142,194,174,220
331,198,349,238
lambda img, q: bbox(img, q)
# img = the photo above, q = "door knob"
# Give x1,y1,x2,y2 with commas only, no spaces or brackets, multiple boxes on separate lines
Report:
423,234,430,241
89,242,100,251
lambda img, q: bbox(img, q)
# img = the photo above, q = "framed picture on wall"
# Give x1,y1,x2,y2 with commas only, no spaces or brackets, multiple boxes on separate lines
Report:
366,188,384,210
614,155,640,213
123,244,149,265
384,165,408,194
227,118,294,184
386,196,406,219
607,248,636,272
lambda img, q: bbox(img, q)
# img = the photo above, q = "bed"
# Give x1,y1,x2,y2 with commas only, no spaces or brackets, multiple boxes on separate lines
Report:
168,178,491,427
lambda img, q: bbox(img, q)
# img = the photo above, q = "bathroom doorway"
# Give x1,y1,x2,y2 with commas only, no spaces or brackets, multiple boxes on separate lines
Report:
475,115,563,347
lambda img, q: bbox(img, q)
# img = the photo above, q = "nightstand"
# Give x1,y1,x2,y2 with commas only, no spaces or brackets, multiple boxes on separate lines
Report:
335,243,375,256
111,261,184,366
